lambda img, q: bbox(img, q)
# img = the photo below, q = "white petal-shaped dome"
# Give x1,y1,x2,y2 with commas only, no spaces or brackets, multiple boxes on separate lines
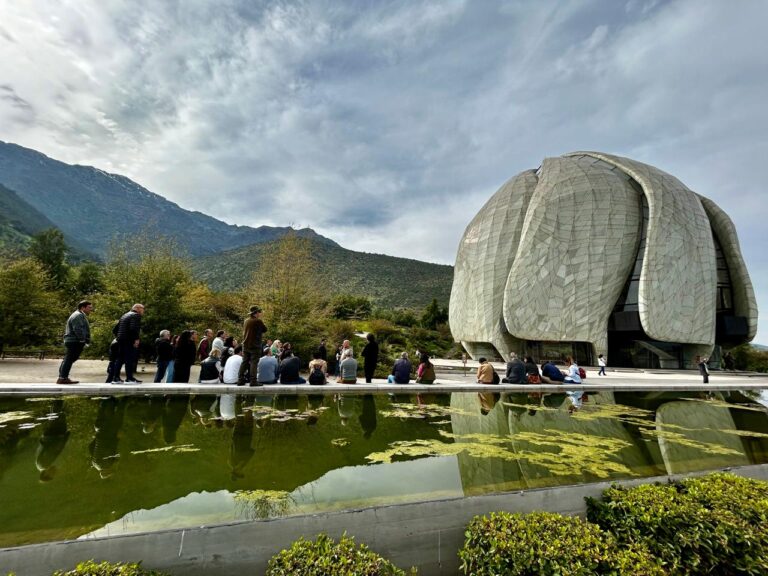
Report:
449,151,758,368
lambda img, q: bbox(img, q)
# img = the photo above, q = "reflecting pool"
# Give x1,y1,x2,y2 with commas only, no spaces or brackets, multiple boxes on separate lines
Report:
1,390,767,547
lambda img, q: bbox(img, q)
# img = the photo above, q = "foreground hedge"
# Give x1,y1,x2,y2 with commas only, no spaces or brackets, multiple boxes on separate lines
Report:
266,533,410,576
587,472,768,576
459,511,663,575
52,561,168,576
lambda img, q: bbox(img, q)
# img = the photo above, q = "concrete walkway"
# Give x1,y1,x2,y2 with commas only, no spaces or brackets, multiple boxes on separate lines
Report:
1,357,767,395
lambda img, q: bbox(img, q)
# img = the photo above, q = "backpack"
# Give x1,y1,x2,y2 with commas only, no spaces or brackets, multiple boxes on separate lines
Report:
578,367,587,379
416,364,436,384
491,369,500,384
308,365,325,386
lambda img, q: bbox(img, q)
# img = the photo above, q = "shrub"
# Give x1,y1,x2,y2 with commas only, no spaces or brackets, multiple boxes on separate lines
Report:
266,533,410,576
459,511,663,576
367,319,400,342
679,472,768,525
53,560,168,576
587,473,768,575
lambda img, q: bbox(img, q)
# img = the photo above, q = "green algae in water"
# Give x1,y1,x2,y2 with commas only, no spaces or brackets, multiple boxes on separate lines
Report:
365,429,635,479
379,402,475,420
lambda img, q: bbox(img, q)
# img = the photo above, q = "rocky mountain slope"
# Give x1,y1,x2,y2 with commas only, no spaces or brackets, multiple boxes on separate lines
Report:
0,141,334,257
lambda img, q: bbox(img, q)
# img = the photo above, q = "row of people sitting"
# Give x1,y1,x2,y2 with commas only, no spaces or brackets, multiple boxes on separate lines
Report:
198,347,438,385
476,353,584,385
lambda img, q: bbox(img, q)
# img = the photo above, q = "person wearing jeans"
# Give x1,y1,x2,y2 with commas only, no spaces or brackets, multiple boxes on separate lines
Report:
154,330,173,382
112,303,145,383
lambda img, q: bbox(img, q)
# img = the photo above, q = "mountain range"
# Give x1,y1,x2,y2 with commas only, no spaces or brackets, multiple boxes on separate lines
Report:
0,141,453,308
0,141,334,258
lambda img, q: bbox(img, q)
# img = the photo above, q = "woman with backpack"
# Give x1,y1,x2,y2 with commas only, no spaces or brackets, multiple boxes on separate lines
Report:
308,351,328,385
476,357,498,384
416,353,436,384
199,348,223,384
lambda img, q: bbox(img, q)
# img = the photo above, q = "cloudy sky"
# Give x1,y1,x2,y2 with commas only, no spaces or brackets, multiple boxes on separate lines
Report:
1,0,766,342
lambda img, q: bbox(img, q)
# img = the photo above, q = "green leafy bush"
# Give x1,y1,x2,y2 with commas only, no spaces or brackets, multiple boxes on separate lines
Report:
53,560,168,576
679,472,768,525
458,511,663,575
587,473,768,575
266,533,410,576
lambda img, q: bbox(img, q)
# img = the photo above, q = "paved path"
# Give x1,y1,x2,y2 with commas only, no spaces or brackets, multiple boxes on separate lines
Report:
1,357,767,396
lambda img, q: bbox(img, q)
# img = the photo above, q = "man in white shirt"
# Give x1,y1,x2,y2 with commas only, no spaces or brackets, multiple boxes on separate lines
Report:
222,346,243,385
212,330,227,355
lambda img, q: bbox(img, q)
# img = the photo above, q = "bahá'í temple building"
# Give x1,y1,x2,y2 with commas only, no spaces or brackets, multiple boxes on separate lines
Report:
449,151,758,369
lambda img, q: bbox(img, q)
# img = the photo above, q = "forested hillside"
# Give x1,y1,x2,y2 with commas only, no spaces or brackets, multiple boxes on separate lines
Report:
191,237,453,309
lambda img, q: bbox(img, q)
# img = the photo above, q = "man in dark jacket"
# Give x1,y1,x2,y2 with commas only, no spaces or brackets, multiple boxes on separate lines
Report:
541,360,565,383
154,330,173,383
112,303,145,384
278,350,305,384
389,352,412,384
503,352,526,384
57,300,93,384
238,305,267,386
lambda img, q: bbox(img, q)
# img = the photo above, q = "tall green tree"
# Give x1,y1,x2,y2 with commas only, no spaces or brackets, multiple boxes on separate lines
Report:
245,232,325,357
73,261,105,297
0,258,62,351
90,234,196,357
421,298,448,329
29,228,70,289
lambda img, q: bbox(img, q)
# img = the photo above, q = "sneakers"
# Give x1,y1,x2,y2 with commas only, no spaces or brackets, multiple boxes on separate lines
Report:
56,377,78,384
111,379,124,384
125,379,142,384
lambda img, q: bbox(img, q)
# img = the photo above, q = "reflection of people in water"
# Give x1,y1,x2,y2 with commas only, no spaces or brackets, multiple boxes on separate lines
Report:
336,394,357,426
478,392,500,415
139,396,164,435
162,396,189,445
359,395,377,439
190,394,219,427
36,399,70,482
219,394,237,421
89,397,125,479
230,397,255,481
305,394,325,426
0,399,37,482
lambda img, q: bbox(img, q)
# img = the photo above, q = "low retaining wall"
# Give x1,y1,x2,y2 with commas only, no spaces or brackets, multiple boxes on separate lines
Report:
3,464,768,576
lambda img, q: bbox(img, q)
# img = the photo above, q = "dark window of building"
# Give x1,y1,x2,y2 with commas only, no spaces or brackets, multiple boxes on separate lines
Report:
712,230,734,315
613,188,647,314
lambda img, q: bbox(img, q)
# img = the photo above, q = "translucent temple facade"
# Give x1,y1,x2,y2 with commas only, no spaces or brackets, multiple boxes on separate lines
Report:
449,152,758,369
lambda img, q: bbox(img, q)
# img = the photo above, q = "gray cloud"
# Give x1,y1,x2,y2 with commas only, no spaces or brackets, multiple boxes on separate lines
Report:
0,0,766,341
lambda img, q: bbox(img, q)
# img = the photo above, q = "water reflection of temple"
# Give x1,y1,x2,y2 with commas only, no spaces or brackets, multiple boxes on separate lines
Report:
449,391,768,495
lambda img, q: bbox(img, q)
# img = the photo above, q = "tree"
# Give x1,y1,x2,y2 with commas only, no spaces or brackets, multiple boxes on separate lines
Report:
90,234,196,357
421,298,448,329
29,228,70,289
245,232,325,358
72,261,105,297
0,258,62,351
329,294,372,320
